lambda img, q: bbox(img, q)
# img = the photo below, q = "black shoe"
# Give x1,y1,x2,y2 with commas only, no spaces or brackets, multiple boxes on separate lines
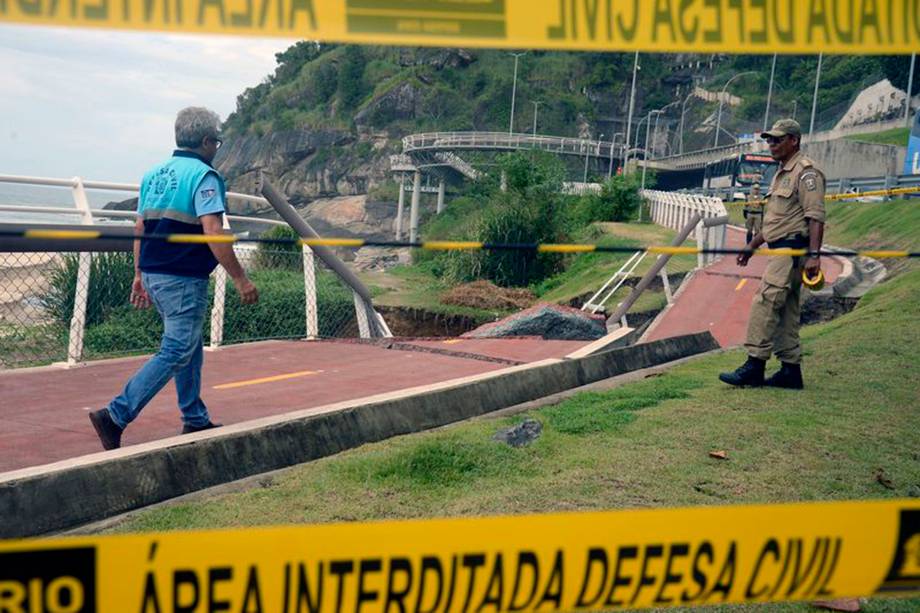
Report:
764,362,804,389
718,356,766,387
89,408,123,450
182,421,222,434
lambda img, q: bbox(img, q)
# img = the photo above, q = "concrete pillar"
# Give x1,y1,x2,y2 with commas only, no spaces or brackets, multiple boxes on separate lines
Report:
410,170,421,243
396,173,405,239
436,179,445,214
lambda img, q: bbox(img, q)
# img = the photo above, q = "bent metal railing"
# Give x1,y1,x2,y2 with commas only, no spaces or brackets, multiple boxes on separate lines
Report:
0,173,389,369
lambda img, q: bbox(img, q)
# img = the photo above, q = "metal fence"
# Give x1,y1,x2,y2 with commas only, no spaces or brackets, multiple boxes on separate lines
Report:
0,245,360,370
0,173,390,370
642,190,728,267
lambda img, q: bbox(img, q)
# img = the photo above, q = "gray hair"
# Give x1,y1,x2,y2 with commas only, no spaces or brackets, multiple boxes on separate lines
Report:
174,107,222,148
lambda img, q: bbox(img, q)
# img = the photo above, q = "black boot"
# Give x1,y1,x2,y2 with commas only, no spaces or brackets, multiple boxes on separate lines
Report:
89,408,123,450
182,421,223,434
719,356,765,387
764,362,804,390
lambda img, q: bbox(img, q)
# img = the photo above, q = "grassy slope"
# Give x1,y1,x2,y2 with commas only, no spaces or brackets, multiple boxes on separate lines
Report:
844,127,910,147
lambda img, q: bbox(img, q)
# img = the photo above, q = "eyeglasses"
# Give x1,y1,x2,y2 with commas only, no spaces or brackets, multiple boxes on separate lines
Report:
764,135,788,145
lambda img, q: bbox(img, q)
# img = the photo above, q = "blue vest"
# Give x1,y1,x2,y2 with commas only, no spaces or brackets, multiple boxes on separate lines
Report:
137,151,225,278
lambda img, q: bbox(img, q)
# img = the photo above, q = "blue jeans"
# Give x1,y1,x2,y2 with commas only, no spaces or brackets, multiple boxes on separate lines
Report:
107,272,212,429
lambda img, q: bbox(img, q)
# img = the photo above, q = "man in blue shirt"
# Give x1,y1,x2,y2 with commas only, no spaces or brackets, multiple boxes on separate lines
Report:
89,107,258,450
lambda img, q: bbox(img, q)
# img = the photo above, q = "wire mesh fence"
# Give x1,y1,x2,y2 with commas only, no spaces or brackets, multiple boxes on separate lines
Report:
0,245,360,370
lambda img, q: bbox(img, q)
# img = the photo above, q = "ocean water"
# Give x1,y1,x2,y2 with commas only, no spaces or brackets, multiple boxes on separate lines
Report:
0,182,138,224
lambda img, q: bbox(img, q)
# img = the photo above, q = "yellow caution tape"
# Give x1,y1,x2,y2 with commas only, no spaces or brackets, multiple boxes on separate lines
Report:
301,238,366,248
167,234,237,244
3,229,917,259
537,243,596,253
648,246,699,255
422,241,484,251
0,1,917,54
23,229,102,240
1,500,918,612
728,186,920,207
858,250,911,259
756,247,807,257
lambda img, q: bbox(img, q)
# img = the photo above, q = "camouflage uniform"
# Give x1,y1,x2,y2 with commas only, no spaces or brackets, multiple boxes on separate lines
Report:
743,150,826,364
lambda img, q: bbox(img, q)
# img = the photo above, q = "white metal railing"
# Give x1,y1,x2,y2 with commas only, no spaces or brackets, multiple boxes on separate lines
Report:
642,190,728,268
402,132,626,160
581,250,647,314
650,117,908,171
0,173,379,367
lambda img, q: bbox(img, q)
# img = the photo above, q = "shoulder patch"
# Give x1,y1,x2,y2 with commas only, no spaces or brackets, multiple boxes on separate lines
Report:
200,188,216,199
803,175,817,191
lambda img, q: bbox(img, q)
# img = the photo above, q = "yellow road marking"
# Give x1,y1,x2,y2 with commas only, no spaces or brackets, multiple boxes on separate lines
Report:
442,339,463,345
735,279,748,291
213,369,323,390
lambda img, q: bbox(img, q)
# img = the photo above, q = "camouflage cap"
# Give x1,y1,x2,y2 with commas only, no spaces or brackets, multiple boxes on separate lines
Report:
761,118,801,139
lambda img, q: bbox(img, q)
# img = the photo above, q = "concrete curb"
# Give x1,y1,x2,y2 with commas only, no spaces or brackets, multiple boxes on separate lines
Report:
0,332,718,538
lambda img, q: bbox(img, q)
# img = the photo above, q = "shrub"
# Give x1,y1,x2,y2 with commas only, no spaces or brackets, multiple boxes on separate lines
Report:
254,225,302,271
41,252,136,328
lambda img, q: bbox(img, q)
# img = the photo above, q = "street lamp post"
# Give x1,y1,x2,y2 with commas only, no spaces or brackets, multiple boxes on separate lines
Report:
714,71,757,147
531,100,542,137
583,137,591,183
508,52,526,135
906,53,917,127
809,52,823,136
651,101,679,159
641,110,662,190
623,52,639,173
764,53,777,132
679,91,696,155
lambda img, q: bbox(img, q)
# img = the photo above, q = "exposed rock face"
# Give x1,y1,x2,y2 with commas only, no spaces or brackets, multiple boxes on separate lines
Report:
354,81,423,126
301,195,395,240
215,128,396,215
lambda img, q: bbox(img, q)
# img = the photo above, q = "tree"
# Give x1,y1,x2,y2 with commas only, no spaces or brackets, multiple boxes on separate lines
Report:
337,45,366,109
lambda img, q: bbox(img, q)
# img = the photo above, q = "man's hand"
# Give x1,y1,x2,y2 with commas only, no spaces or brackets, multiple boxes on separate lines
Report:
804,256,821,280
130,275,151,309
233,275,259,305
736,249,753,267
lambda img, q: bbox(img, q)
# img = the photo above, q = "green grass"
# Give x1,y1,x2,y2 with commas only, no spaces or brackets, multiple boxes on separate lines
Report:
844,127,910,147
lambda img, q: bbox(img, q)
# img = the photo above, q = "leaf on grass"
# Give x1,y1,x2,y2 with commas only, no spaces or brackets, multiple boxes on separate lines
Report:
875,468,895,490
709,450,728,460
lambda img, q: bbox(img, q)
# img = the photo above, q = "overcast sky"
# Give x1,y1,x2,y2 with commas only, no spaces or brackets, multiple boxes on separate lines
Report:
0,24,295,183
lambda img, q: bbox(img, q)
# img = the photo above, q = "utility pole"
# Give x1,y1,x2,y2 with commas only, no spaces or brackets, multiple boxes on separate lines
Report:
623,52,639,173
642,111,661,191
764,53,777,132
809,52,823,136
508,52,526,135
906,53,917,127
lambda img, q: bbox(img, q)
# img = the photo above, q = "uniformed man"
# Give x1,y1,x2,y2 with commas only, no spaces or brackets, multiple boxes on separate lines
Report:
719,119,825,390
743,182,763,245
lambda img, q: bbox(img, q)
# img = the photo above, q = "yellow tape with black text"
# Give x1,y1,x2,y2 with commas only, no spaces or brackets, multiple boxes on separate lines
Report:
1,0,919,54
1,499,919,612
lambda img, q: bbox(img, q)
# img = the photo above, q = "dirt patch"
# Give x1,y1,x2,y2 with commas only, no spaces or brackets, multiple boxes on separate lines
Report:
440,281,535,311
375,305,485,337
